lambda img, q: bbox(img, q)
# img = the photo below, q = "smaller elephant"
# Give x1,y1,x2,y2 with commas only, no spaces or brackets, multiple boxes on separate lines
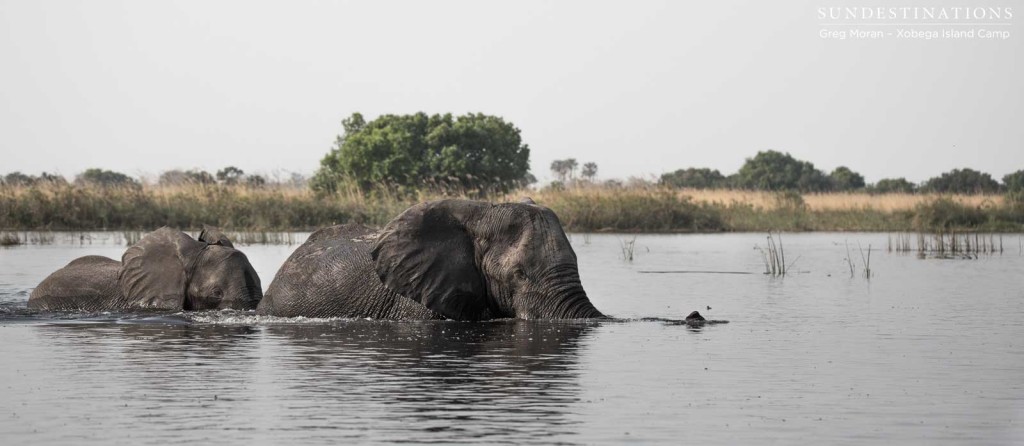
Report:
29,226,263,312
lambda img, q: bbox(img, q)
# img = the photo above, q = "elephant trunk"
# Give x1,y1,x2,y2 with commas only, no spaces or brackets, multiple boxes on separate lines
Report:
548,289,604,319
532,267,605,319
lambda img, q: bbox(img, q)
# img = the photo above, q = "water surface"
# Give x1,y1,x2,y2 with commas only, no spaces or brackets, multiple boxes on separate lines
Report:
1,232,1022,444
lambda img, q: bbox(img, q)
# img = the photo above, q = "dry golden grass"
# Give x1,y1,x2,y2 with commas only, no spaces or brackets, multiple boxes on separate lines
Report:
801,192,1003,212
645,188,1004,212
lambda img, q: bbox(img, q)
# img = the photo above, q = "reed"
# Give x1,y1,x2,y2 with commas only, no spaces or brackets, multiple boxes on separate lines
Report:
891,230,1005,259
756,232,790,276
859,242,872,279
844,241,856,278
619,236,638,261
0,232,20,246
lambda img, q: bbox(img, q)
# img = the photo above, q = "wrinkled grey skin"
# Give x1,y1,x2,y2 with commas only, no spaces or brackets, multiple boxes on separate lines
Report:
29,226,262,312
258,199,605,320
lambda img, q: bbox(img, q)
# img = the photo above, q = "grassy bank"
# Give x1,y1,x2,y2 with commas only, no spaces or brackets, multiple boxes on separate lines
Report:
1,182,1022,233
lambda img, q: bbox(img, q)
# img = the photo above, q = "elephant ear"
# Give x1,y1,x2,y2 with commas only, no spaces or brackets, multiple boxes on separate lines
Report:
119,227,204,310
372,201,489,320
198,225,234,248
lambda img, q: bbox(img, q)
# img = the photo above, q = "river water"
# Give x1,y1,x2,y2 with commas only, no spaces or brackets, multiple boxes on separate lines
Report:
1,232,1022,444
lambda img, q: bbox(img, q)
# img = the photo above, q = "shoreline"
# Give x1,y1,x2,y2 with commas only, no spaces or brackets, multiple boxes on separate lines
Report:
2,183,1022,233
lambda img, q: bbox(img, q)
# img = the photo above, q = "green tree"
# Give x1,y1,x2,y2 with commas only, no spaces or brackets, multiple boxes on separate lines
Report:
246,175,266,187
922,168,1000,194
75,168,139,187
829,166,865,191
871,178,917,194
2,172,36,186
660,168,726,189
188,170,216,184
312,112,531,194
1002,170,1024,193
735,150,830,192
549,158,578,183
581,162,598,181
216,166,245,185
550,160,567,182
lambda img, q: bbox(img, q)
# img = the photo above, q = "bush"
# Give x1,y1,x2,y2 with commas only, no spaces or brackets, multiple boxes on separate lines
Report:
3,172,37,186
922,168,1000,194
75,168,139,187
829,166,865,191
913,198,988,230
870,178,917,194
660,168,727,189
159,169,216,186
538,188,724,232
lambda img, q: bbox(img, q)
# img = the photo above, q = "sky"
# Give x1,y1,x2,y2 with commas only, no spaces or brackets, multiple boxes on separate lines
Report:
1,0,1020,184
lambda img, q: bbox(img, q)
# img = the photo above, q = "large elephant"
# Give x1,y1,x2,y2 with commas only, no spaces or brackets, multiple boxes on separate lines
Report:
29,226,263,312
258,199,605,320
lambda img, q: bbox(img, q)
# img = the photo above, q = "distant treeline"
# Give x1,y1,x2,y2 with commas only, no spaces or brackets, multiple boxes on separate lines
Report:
1,167,307,189
6,155,1020,198
656,150,1023,195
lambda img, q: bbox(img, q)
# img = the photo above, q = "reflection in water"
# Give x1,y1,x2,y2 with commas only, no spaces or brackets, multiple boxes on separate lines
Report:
262,320,596,443
9,319,597,445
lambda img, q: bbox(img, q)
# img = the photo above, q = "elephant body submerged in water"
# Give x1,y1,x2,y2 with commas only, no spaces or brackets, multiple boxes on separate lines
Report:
258,199,605,320
29,227,263,312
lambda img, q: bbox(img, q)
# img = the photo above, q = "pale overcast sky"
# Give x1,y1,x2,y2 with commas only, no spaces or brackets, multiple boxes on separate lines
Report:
1,0,1020,183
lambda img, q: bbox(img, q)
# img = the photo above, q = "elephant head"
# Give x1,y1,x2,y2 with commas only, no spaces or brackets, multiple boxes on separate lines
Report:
372,199,604,320
118,227,262,310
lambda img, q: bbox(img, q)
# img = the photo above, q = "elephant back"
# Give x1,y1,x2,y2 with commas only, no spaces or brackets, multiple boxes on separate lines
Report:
29,256,126,311
119,227,205,310
259,224,438,319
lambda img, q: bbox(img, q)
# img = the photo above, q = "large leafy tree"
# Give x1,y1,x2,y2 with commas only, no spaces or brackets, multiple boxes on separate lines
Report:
735,150,830,192
922,168,1000,194
312,112,531,194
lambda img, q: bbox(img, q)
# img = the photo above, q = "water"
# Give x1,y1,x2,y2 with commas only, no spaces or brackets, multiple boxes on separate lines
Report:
1,232,1022,444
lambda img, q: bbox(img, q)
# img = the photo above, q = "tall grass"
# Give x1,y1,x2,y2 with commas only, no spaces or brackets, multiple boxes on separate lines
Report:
2,182,1023,233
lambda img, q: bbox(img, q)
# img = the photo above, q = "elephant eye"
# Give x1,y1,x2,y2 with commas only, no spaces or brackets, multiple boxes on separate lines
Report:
513,268,527,281
212,288,224,298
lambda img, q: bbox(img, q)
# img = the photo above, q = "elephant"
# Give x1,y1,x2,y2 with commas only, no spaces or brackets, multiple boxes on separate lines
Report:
257,198,605,320
29,226,263,312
